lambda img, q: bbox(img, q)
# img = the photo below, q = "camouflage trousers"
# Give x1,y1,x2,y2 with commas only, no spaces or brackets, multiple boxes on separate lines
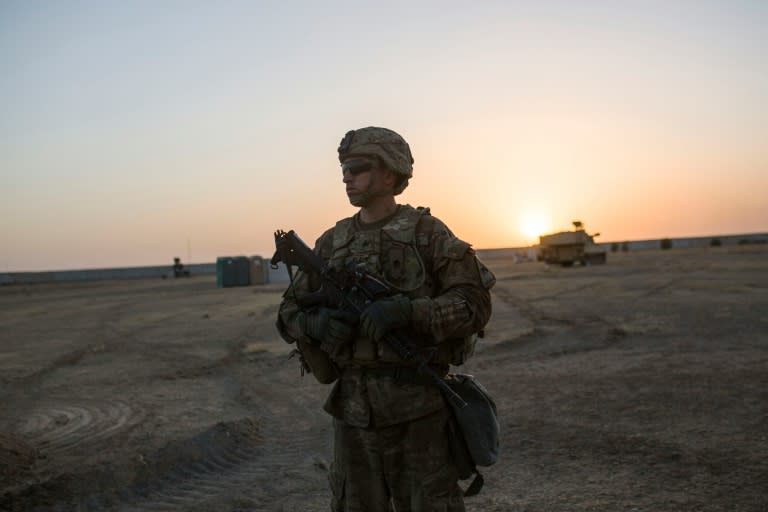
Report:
329,407,465,512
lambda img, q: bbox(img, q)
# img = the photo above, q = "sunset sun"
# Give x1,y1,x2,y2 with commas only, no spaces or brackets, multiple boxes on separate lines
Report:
519,211,552,242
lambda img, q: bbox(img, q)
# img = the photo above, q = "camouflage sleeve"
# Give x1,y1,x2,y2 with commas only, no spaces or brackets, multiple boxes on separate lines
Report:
276,270,312,344
275,229,341,384
410,218,496,342
276,228,334,345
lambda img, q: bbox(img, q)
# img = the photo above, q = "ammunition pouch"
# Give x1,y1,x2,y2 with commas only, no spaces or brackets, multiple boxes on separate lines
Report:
296,339,339,384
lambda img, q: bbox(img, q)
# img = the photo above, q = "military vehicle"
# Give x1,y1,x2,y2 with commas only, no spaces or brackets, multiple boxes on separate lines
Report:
537,221,607,266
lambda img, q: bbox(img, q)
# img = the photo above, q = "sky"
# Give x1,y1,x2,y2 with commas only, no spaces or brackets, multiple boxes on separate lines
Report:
1,0,766,271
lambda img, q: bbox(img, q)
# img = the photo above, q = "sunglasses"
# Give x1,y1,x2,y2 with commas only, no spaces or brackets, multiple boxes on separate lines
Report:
341,159,376,177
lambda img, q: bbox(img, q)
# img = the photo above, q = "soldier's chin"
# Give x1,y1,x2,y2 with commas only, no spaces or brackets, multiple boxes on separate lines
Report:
347,193,369,207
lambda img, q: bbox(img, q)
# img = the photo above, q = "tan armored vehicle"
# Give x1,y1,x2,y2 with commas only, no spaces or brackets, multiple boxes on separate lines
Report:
538,221,607,266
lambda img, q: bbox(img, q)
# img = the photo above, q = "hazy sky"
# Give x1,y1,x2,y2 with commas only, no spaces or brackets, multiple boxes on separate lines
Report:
2,1,766,271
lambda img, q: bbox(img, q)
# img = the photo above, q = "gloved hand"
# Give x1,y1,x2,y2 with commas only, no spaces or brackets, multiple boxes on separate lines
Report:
359,295,413,342
303,307,358,357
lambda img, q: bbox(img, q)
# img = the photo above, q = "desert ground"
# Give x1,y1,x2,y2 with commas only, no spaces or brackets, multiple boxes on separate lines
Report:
1,245,766,511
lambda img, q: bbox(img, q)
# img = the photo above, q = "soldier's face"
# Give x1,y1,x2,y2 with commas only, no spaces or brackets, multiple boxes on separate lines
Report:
342,157,390,207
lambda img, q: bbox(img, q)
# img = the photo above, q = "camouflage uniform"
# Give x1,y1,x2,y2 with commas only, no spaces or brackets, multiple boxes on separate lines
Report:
276,128,495,511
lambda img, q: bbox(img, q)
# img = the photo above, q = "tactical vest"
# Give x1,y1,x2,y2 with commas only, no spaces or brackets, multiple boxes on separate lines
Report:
328,205,478,367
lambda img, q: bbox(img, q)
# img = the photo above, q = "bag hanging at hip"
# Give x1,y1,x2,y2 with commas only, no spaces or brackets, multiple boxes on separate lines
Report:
443,373,500,497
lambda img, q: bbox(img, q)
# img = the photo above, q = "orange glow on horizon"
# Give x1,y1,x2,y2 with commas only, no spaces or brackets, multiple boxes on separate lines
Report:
518,211,553,244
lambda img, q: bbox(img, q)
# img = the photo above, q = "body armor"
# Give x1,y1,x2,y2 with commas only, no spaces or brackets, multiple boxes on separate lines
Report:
326,205,481,367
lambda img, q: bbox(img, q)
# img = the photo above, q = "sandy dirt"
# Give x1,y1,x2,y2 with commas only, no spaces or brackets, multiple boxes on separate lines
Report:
1,246,767,511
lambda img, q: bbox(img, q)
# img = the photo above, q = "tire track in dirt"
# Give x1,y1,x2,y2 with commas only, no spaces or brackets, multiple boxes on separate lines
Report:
3,394,327,511
488,281,628,361
121,435,325,511
119,432,326,509
3,318,324,511
3,298,139,388
504,416,768,504
15,400,146,459
0,399,147,506
118,369,331,512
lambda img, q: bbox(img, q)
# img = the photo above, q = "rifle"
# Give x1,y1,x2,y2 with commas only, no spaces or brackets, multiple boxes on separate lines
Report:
271,229,467,409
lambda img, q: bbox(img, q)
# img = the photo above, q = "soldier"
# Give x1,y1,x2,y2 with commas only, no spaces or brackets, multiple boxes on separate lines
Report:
276,127,495,511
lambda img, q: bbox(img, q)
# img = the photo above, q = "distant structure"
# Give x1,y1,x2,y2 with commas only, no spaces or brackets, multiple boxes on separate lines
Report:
215,256,271,287
0,258,290,285
537,221,607,266
3,232,765,285
601,232,768,252
172,257,190,278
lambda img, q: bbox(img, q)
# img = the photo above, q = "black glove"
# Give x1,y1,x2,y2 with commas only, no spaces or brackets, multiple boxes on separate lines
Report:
359,295,413,342
304,308,358,357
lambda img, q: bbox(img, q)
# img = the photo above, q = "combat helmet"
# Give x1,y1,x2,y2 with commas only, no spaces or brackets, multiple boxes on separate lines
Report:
337,127,414,195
